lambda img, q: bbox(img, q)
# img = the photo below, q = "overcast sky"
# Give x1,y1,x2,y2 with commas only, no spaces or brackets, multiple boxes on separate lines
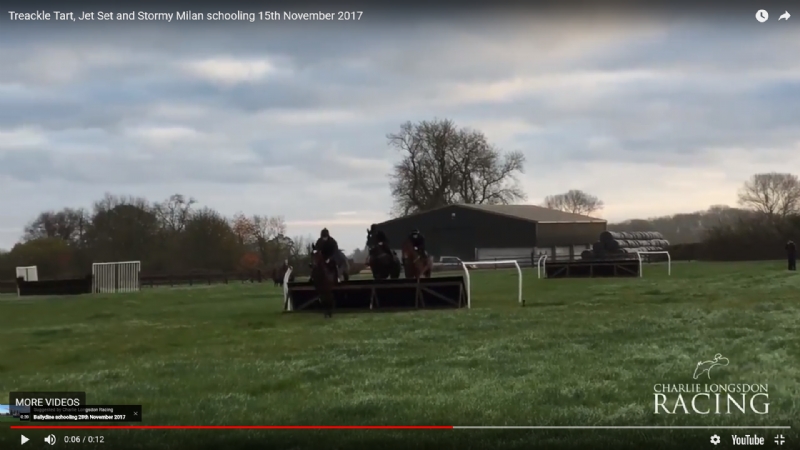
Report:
1,5,799,253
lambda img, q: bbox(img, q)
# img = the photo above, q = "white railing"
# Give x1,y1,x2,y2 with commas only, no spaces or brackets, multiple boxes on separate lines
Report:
15,266,38,281
283,267,293,311
459,260,523,308
15,265,38,297
636,251,671,277
92,261,141,293
536,255,548,279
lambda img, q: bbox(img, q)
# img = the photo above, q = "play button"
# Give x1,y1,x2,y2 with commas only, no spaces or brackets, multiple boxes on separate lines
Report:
21,435,29,445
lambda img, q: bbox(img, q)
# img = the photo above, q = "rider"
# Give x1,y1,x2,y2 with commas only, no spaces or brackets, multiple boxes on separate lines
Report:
315,228,340,280
370,224,391,255
409,228,427,258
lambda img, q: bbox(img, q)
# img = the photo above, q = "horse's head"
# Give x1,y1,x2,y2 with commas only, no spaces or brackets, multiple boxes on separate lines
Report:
365,228,374,248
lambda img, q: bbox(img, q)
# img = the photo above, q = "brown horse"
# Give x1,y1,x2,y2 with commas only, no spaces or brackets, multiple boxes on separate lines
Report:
402,238,433,279
310,244,337,318
365,228,401,280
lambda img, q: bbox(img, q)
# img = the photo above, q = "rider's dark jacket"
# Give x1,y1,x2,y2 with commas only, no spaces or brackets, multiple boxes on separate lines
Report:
787,241,797,259
409,232,425,249
315,237,339,261
374,230,389,247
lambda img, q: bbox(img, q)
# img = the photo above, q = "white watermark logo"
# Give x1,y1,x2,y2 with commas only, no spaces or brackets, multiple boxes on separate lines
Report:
693,353,729,380
654,353,769,415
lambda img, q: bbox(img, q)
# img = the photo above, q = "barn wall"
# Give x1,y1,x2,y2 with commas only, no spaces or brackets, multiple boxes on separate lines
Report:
536,222,607,247
376,206,606,261
376,205,537,261
475,247,535,260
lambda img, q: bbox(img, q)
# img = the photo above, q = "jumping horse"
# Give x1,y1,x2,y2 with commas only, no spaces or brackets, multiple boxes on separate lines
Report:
365,228,401,280
402,239,433,280
309,243,337,318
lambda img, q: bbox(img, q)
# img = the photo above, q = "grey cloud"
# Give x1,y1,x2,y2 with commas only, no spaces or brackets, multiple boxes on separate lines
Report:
2,16,800,250
0,148,267,185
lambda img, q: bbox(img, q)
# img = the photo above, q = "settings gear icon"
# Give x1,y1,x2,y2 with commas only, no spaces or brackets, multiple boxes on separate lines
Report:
710,434,721,445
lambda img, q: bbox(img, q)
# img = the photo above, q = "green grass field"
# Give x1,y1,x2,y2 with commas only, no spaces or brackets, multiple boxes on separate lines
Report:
1,261,798,449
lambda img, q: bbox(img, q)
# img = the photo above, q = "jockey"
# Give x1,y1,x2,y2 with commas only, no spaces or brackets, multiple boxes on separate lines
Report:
409,228,427,258
370,224,391,255
315,228,340,279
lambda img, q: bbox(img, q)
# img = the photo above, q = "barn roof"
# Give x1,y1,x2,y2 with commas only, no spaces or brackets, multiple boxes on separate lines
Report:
377,203,605,226
457,204,605,224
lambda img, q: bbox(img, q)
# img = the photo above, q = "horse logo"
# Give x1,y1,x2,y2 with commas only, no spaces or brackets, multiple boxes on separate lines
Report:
692,353,729,380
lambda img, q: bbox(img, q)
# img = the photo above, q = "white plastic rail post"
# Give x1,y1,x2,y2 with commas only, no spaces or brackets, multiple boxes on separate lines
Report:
460,260,523,308
283,267,293,311
636,251,671,278
537,254,548,279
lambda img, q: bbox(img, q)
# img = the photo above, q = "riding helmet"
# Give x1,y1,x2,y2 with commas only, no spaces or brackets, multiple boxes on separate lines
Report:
321,228,330,238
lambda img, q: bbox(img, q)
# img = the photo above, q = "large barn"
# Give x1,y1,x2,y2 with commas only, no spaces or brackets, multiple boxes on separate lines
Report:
373,204,607,262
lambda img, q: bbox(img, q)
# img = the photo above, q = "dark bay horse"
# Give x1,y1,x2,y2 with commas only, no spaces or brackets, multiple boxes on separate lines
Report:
402,239,433,279
365,228,401,280
310,244,337,318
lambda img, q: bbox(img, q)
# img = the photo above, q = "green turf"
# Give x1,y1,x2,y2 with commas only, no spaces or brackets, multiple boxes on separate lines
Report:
0,261,798,449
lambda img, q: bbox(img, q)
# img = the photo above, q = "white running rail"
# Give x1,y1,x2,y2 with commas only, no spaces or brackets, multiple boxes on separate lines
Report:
283,266,293,311
536,255,548,279
460,260,523,308
636,251,671,277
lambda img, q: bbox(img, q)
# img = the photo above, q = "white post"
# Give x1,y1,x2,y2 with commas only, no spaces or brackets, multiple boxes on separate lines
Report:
536,255,548,279
636,251,671,277
283,266,293,311
460,260,523,308
460,263,471,308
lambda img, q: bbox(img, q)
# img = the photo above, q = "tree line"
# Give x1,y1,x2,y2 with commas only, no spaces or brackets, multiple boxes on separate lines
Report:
608,172,800,260
3,119,799,280
0,194,317,280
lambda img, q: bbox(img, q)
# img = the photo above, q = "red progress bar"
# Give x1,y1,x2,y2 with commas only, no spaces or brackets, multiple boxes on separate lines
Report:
11,425,453,430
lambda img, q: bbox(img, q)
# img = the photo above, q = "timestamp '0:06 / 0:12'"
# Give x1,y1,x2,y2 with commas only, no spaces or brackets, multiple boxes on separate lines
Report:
258,11,363,21
64,435,106,444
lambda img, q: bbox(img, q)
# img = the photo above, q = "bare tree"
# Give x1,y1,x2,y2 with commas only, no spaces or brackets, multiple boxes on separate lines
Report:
251,215,286,243
154,194,196,233
230,213,257,247
249,215,286,266
542,190,604,215
388,119,526,217
349,247,368,264
23,208,90,245
290,235,313,259
737,172,800,218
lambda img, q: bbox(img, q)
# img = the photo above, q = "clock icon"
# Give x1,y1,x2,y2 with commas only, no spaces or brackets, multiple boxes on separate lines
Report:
756,9,769,22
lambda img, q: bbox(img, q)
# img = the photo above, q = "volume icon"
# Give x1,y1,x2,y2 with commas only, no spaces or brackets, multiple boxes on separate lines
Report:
44,434,56,445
